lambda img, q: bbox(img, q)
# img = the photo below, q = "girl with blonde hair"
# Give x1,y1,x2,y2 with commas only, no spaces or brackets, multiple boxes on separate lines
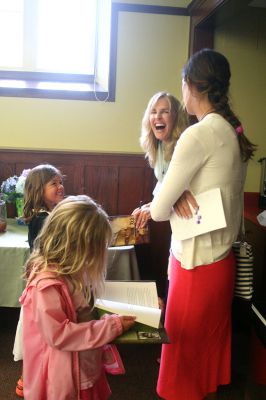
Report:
14,163,65,397
21,195,135,400
133,91,192,228
23,163,65,251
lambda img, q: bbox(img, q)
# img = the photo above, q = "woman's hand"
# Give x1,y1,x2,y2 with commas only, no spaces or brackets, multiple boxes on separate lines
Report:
174,190,198,219
132,203,151,229
119,316,136,332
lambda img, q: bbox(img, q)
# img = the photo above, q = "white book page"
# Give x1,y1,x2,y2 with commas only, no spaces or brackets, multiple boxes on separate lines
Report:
101,281,159,308
95,299,161,328
170,188,227,240
96,281,161,328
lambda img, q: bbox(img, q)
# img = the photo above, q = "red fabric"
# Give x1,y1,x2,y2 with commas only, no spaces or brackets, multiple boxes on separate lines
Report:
80,372,111,400
157,251,235,400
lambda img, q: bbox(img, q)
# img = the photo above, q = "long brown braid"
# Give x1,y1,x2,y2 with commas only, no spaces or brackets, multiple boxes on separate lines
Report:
182,48,256,162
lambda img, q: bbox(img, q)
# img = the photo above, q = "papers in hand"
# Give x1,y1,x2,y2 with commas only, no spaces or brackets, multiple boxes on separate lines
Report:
96,281,161,328
170,188,227,241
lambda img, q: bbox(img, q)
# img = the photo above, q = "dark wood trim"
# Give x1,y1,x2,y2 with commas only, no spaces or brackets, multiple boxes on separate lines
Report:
113,3,188,16
187,0,253,55
187,0,227,25
187,0,228,55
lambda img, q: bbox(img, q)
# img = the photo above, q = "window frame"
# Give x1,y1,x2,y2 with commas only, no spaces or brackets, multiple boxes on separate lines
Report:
0,3,187,102
0,0,116,101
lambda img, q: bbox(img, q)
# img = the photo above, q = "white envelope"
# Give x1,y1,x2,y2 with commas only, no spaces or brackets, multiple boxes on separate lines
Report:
170,188,227,240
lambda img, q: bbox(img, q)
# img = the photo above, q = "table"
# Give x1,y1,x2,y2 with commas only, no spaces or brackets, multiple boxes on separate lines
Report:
0,219,140,307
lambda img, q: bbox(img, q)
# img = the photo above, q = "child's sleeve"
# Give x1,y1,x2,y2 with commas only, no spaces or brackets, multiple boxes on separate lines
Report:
32,285,123,351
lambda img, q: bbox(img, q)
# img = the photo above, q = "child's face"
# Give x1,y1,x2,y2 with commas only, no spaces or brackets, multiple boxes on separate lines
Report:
43,175,64,210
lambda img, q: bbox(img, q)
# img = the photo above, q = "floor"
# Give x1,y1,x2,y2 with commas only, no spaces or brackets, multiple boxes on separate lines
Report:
0,307,266,400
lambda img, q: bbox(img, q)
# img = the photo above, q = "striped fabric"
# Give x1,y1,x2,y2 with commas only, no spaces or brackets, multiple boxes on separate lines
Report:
233,241,254,300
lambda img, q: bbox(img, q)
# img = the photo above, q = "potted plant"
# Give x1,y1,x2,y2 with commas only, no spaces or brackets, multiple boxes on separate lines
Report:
0,169,31,218
15,169,31,218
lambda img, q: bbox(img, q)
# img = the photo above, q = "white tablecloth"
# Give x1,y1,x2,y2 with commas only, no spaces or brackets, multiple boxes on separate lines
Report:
0,219,140,307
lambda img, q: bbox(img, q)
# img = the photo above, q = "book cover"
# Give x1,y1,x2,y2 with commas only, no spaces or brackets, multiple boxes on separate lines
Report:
109,215,149,246
115,323,169,344
98,313,169,344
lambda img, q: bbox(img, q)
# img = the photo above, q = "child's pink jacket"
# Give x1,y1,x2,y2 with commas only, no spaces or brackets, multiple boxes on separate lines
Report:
20,272,123,400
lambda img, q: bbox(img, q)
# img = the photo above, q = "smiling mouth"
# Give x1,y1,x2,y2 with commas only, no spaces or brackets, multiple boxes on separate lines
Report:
155,123,166,131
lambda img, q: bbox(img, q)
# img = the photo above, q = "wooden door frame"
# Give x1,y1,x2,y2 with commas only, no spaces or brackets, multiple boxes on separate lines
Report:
187,0,251,55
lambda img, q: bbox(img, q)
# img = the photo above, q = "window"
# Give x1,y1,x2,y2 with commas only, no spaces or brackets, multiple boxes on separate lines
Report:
0,0,113,100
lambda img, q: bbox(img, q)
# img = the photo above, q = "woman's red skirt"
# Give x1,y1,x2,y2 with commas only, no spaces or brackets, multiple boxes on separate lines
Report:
157,251,235,400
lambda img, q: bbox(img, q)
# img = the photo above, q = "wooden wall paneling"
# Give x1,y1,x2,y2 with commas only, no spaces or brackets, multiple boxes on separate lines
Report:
117,166,150,215
0,149,171,299
0,150,154,216
15,162,39,175
55,163,83,197
84,165,118,215
0,161,15,185
143,167,156,204
14,161,81,198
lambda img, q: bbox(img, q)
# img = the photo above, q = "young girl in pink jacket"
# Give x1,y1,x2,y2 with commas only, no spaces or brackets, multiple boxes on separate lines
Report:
21,195,136,400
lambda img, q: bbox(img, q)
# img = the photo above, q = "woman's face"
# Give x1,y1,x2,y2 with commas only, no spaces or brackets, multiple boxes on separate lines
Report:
149,97,175,142
43,175,64,210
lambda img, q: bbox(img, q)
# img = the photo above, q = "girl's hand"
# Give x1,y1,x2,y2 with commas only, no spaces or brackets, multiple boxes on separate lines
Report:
119,315,136,332
174,190,198,219
132,203,151,229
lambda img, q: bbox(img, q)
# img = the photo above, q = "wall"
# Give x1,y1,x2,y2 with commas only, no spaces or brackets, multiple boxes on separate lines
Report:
214,6,266,192
1,0,264,192
0,1,189,154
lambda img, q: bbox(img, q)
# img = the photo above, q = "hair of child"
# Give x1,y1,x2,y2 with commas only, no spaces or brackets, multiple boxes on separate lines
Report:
25,195,112,304
23,164,64,222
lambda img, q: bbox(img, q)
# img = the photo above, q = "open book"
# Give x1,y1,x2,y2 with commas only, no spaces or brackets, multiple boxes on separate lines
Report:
96,281,169,344
109,215,149,246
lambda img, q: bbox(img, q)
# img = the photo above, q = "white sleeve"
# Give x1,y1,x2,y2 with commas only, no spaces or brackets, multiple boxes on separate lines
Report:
150,129,206,221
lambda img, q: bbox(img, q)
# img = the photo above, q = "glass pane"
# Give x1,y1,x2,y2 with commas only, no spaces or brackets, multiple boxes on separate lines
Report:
0,0,23,68
37,0,96,74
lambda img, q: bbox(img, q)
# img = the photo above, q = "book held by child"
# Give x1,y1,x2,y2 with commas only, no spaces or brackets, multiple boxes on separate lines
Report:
96,281,169,344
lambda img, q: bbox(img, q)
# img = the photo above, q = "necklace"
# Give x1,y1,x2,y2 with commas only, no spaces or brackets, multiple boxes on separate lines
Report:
199,109,215,121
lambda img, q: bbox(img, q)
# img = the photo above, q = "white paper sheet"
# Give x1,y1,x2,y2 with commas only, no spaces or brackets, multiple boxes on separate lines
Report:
170,188,227,240
96,281,161,328
95,299,161,328
101,281,159,308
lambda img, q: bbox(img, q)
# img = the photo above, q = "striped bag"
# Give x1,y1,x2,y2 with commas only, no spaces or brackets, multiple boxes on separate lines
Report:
232,241,254,301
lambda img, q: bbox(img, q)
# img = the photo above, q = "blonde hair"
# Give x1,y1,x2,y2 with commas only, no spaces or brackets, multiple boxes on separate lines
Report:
23,164,63,222
140,92,190,167
25,195,112,303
